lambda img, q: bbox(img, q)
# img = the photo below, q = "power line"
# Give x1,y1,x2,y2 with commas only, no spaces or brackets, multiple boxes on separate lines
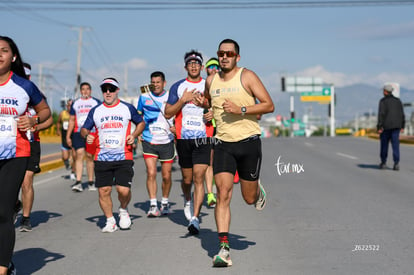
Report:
3,1,414,11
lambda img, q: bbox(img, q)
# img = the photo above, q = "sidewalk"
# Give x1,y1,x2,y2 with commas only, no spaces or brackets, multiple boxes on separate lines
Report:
39,135,64,173
367,133,414,144
40,152,64,173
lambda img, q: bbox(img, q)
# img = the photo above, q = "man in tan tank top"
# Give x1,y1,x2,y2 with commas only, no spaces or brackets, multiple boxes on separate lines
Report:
196,38,274,267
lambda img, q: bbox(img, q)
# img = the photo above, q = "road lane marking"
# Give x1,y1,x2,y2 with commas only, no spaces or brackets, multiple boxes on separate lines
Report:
305,142,314,147
336,152,358,160
34,174,65,186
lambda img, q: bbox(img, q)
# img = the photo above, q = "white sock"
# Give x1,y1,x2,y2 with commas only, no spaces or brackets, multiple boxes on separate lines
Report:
150,198,157,206
161,197,169,205
107,216,116,224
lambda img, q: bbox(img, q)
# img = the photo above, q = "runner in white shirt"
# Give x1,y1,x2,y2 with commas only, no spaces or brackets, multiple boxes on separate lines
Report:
81,77,145,233
165,50,212,235
66,82,100,192
0,36,51,275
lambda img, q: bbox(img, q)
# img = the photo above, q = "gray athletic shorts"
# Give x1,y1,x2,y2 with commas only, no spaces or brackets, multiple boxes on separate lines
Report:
142,140,175,162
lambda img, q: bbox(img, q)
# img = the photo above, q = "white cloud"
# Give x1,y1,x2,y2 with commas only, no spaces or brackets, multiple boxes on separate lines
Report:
295,65,362,87
126,58,148,70
293,65,414,90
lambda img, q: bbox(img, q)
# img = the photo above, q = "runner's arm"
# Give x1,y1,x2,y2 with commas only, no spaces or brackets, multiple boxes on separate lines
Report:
241,69,274,115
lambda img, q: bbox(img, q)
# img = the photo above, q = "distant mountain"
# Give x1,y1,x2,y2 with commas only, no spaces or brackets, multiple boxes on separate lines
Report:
269,84,414,126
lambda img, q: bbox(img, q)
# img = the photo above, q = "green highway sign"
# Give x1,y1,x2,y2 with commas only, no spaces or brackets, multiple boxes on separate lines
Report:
300,87,331,96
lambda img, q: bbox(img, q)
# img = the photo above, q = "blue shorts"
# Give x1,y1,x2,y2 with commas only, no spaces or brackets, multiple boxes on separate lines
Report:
71,132,86,150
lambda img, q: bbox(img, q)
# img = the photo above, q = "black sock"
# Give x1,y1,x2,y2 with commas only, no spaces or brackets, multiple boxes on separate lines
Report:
218,232,229,250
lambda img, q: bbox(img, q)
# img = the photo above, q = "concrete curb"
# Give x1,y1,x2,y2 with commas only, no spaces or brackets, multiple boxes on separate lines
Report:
39,159,64,174
367,134,414,145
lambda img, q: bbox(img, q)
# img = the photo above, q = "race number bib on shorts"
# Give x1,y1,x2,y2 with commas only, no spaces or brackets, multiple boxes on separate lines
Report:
63,121,69,130
0,116,17,138
183,115,203,131
102,134,123,148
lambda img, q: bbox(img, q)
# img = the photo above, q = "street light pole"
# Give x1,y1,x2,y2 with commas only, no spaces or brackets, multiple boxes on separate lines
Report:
72,26,89,98
330,85,335,137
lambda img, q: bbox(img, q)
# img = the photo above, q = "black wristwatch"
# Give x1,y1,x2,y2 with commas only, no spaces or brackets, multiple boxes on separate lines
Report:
241,106,247,116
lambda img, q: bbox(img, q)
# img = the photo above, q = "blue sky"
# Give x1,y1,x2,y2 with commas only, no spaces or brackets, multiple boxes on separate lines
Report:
4,1,414,113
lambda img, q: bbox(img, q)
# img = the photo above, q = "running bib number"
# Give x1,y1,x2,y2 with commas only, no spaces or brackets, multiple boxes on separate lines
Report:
183,115,204,131
102,134,123,148
63,121,69,130
0,117,17,138
149,122,167,135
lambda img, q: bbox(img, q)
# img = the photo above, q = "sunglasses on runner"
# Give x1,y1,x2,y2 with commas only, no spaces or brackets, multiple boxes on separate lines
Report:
207,65,219,70
101,85,117,93
217,51,238,57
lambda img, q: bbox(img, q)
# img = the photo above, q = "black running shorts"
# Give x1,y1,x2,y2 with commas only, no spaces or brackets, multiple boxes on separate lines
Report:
94,160,134,188
176,138,211,168
213,135,262,181
27,141,41,173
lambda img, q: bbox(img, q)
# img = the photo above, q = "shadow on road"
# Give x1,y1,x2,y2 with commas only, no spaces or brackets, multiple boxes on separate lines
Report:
15,210,62,229
180,228,256,258
133,200,178,218
13,248,64,274
85,213,142,230
357,164,381,170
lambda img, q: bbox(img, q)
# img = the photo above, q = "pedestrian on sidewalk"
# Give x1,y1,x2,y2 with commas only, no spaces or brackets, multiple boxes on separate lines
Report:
377,84,405,170
81,77,145,232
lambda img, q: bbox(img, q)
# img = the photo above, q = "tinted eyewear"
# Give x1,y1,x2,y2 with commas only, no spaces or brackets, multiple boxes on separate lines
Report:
207,65,219,70
101,85,117,93
217,51,238,58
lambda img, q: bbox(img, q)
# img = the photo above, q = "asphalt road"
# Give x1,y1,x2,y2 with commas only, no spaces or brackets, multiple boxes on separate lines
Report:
13,137,414,275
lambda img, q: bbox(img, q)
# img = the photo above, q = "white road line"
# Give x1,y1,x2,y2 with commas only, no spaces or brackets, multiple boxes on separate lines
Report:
336,152,358,160
305,142,314,147
34,173,65,186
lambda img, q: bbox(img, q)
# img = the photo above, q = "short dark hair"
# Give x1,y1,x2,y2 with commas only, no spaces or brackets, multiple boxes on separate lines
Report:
219,39,240,55
80,82,91,89
184,49,203,64
151,71,165,81
0,36,26,78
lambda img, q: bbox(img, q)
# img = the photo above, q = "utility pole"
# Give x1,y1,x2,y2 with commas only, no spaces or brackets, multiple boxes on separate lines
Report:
71,26,89,98
329,85,335,137
124,65,128,96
